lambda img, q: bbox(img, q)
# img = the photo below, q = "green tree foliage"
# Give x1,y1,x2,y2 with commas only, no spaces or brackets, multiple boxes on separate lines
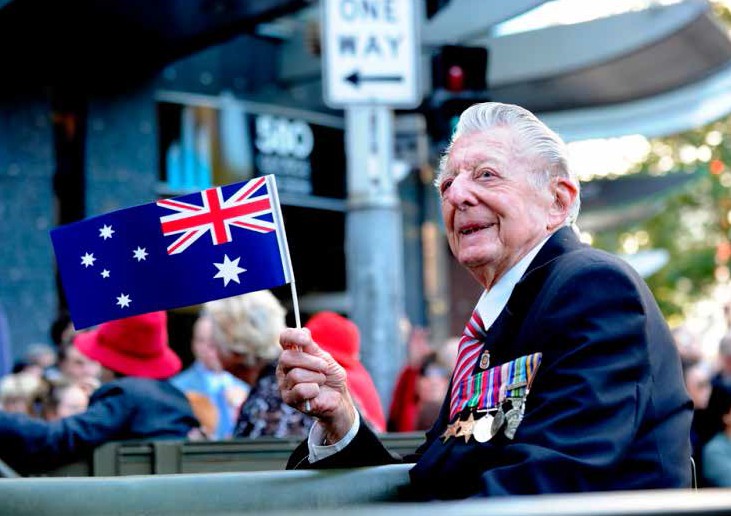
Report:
591,127,731,321
588,2,731,322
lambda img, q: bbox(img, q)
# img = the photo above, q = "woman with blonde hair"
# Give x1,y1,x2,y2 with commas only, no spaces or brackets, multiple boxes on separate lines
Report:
204,290,312,438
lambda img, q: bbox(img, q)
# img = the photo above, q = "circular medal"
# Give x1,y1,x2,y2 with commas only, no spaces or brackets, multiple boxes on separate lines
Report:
473,413,495,443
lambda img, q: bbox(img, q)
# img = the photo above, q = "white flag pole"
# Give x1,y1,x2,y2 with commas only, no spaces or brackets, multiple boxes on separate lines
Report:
268,175,310,413
289,280,310,412
290,281,302,330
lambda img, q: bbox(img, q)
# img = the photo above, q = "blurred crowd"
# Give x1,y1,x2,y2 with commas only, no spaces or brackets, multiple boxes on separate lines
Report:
4,291,731,488
672,312,731,488
0,290,457,475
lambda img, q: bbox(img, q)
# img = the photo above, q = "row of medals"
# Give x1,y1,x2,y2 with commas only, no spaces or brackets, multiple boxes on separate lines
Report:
442,397,524,444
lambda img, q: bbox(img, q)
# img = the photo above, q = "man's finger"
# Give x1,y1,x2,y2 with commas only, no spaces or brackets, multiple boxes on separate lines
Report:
280,327,330,360
279,348,329,373
291,382,320,401
286,367,326,387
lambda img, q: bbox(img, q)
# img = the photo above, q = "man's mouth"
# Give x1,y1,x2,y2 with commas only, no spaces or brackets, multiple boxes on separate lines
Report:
459,223,494,235
459,224,495,235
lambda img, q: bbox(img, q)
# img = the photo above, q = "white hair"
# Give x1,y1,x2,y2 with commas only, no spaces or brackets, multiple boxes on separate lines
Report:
435,102,581,226
203,290,286,362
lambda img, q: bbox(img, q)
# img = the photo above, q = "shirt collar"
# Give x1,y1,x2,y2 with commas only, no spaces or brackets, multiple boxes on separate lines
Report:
475,235,551,331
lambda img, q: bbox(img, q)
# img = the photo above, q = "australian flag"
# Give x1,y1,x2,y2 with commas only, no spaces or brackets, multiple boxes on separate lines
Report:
51,175,294,329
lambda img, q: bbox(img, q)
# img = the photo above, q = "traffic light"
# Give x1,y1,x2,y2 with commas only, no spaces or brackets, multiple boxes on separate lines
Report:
432,45,488,92
427,45,490,145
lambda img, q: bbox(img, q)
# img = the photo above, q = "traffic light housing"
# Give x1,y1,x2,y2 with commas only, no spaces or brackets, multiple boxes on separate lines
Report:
425,0,452,19
432,45,488,92
427,45,490,145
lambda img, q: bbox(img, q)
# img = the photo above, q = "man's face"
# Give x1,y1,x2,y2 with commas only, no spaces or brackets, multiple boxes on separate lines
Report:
439,127,559,287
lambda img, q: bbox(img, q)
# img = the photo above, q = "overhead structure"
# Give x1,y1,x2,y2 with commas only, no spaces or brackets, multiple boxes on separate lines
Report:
275,0,731,139
0,0,310,89
475,0,731,138
542,60,731,141
421,0,549,46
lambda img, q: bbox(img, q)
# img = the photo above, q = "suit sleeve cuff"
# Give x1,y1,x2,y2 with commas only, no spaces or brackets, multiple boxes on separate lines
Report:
308,411,360,463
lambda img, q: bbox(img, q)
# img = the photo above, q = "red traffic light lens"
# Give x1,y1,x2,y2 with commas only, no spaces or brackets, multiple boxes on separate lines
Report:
446,65,464,92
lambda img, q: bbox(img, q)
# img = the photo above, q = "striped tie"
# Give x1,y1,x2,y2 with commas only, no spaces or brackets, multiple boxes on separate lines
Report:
449,309,488,420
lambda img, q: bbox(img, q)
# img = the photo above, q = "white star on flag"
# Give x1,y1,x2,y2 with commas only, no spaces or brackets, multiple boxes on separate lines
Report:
81,252,96,268
101,269,110,278
116,293,131,308
99,224,115,240
133,247,148,262
213,254,247,286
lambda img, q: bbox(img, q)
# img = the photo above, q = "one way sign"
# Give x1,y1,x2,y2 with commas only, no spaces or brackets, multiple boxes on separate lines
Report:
322,0,421,108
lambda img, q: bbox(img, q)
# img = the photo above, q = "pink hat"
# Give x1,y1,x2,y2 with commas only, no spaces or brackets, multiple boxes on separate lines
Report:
74,311,181,379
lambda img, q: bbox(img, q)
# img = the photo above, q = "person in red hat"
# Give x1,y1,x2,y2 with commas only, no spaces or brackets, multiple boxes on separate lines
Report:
0,311,200,475
305,311,386,433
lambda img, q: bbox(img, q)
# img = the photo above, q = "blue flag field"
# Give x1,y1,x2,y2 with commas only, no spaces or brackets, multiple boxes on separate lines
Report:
51,175,293,329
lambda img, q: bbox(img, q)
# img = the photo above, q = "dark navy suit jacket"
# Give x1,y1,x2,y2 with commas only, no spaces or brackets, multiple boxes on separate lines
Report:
0,377,199,474
287,227,693,499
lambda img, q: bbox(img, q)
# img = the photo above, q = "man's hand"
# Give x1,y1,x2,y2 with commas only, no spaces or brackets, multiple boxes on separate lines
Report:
277,328,356,443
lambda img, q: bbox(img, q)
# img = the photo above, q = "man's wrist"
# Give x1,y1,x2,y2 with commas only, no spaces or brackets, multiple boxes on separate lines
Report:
308,411,361,463
320,395,356,444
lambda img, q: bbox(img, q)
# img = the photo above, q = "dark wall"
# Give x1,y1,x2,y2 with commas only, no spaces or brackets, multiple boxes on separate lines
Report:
0,93,57,357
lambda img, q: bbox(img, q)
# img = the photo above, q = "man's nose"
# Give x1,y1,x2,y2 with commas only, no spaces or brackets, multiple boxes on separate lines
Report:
445,174,474,207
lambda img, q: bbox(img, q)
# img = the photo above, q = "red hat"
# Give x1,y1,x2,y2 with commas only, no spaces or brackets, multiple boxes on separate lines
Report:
306,311,360,369
74,311,181,379
306,312,386,432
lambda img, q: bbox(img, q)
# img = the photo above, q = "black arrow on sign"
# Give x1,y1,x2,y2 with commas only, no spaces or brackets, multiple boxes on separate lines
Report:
345,70,403,87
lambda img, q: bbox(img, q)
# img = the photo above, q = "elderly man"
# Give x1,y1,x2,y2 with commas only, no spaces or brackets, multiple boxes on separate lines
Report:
277,102,693,498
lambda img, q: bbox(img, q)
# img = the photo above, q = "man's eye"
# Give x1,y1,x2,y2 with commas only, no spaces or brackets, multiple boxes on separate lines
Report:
479,170,493,179
440,179,453,194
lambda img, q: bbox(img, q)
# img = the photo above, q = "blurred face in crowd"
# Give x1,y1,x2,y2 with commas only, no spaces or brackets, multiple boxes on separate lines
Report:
417,362,450,404
0,395,31,415
684,364,712,410
439,127,575,288
437,337,460,374
722,352,731,376
192,316,222,372
46,384,89,421
672,326,702,365
60,344,101,383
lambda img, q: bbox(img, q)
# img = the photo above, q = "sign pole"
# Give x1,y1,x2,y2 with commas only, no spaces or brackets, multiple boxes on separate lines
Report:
345,104,405,409
321,0,422,409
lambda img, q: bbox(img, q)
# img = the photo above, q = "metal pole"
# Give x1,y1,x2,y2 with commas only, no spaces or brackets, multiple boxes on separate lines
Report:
345,104,406,412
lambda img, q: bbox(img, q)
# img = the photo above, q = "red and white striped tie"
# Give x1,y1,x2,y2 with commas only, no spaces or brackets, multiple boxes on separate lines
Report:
449,309,488,420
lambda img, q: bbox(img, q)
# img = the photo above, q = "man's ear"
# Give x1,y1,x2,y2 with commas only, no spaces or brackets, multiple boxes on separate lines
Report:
547,177,578,230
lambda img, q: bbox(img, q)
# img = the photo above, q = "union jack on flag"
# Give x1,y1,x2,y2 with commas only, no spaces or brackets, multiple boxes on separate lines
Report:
158,176,276,255
51,175,294,329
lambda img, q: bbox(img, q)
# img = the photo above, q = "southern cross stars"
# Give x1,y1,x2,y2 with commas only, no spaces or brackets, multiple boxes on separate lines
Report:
99,224,115,240
213,254,246,286
116,293,131,308
133,246,148,261
81,252,96,268
101,269,110,279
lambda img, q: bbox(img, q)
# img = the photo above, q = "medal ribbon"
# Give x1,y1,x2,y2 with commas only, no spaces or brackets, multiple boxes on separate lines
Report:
452,352,543,418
